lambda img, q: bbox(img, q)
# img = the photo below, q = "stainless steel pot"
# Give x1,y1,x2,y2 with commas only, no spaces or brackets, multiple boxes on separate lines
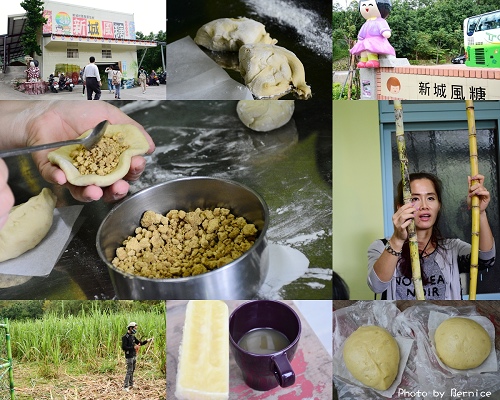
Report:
96,176,269,299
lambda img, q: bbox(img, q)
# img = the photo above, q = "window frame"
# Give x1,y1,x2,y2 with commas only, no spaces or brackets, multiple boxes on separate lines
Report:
102,49,112,59
66,48,79,59
379,100,500,235
378,100,500,298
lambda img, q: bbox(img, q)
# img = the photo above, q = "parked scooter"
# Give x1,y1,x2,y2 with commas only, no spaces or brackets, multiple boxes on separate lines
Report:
58,74,74,92
63,76,74,92
148,72,159,86
159,71,166,84
48,74,59,93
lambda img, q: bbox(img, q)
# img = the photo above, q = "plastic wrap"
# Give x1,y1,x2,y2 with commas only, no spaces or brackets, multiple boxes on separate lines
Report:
428,311,497,374
333,301,419,400
403,303,500,398
333,301,500,399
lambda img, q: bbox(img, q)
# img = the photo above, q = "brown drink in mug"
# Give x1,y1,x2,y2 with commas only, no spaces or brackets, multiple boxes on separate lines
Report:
229,300,301,391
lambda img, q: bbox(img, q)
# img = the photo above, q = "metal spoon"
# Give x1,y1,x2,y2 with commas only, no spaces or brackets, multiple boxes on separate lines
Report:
0,120,110,158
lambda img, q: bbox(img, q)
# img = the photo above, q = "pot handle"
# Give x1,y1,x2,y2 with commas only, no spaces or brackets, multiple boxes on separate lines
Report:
272,352,295,387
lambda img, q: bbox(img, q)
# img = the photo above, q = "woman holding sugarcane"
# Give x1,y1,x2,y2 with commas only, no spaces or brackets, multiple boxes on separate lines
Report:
367,172,495,300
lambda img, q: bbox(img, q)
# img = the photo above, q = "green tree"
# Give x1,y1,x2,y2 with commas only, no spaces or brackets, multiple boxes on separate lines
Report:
333,0,500,65
0,300,44,320
413,32,433,59
136,30,166,74
20,0,47,57
387,0,494,60
333,1,363,62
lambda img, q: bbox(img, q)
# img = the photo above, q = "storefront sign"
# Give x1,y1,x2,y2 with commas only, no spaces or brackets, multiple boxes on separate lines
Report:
381,72,500,100
43,3,137,40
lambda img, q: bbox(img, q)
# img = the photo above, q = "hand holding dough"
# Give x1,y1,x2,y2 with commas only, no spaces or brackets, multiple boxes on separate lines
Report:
239,43,311,99
236,100,294,132
48,124,150,187
194,17,277,52
434,317,491,370
343,325,399,391
0,188,56,263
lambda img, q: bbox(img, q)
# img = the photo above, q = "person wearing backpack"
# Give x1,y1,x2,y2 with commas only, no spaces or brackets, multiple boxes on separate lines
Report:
112,65,122,99
122,322,153,392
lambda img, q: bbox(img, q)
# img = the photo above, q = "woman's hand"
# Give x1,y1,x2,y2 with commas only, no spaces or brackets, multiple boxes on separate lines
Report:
0,159,14,230
392,202,417,243
468,174,490,213
25,101,155,202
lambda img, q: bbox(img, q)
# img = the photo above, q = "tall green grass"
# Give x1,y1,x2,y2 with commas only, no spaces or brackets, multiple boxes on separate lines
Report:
8,302,166,378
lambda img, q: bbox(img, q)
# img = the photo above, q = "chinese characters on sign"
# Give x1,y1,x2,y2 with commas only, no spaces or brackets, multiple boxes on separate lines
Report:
88,19,101,36
42,10,52,34
73,17,87,36
417,81,487,100
114,22,125,39
42,8,136,40
380,72,500,100
73,14,94,20
102,21,114,39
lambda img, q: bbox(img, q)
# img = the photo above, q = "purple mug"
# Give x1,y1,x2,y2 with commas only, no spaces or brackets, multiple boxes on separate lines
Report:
229,300,301,391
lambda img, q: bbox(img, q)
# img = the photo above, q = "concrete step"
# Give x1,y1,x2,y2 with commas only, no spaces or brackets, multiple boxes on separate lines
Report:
0,66,28,81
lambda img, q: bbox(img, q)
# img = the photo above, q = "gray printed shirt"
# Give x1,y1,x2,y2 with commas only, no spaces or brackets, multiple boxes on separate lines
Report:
367,238,496,300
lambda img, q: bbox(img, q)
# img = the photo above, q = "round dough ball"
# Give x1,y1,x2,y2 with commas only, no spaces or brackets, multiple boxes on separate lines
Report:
237,100,294,132
343,325,400,391
435,317,491,370
0,188,57,262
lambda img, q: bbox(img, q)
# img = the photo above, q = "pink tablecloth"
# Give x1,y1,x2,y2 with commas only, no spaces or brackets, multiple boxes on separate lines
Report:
19,81,48,95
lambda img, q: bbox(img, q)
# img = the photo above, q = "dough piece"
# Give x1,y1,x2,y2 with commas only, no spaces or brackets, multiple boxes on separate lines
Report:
175,300,229,400
435,317,491,370
48,123,149,187
239,43,312,99
343,325,399,391
194,17,277,52
237,100,295,132
0,188,57,262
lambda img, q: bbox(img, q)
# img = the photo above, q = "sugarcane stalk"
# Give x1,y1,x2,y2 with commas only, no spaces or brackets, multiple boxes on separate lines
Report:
394,100,425,300
144,337,154,357
465,100,480,300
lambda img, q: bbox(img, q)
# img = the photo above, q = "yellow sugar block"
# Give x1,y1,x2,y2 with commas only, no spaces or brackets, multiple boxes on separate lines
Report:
175,300,229,400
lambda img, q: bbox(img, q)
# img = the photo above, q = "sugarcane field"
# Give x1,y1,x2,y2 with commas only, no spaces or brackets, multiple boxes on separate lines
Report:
0,301,166,400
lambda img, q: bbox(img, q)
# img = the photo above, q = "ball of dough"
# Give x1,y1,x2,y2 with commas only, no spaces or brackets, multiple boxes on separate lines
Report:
343,326,400,391
435,317,491,370
236,100,294,132
0,188,57,262
194,17,277,52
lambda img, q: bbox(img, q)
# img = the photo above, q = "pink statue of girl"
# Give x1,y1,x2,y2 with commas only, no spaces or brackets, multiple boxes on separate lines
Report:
26,60,40,82
350,0,396,68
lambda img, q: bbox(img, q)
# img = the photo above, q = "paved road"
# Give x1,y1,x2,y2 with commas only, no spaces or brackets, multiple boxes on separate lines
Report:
0,80,166,100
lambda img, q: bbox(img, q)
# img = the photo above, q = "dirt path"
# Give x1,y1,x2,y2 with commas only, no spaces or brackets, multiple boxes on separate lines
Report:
12,362,166,400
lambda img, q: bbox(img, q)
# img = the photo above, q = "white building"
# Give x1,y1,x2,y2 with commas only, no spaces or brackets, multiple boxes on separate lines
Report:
3,0,157,87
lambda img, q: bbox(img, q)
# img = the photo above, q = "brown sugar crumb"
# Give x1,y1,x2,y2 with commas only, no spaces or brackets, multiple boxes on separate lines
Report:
70,133,129,175
111,207,258,279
